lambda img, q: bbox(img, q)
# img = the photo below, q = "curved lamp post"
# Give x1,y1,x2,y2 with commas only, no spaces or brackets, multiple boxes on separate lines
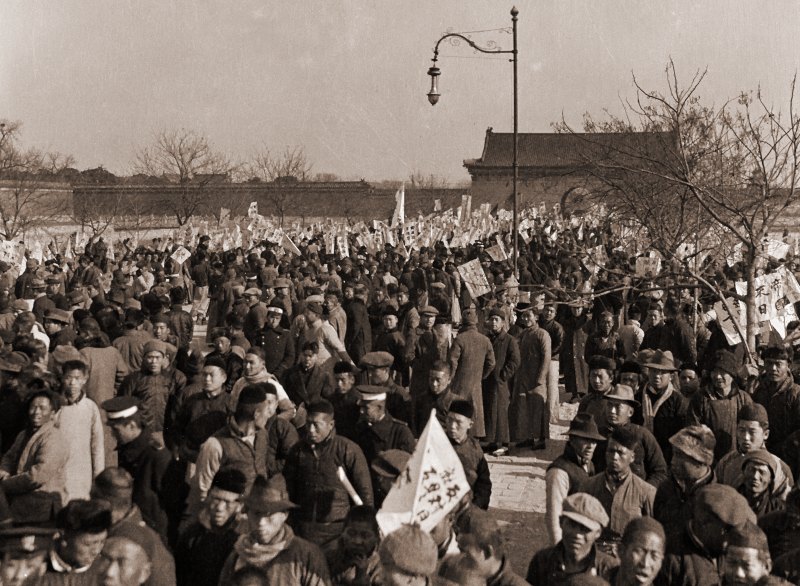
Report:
427,7,519,276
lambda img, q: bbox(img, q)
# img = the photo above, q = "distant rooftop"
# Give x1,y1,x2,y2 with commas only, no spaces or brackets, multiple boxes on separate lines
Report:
464,127,677,170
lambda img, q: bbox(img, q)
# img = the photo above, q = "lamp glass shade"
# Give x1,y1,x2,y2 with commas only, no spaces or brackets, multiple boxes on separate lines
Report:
427,66,440,105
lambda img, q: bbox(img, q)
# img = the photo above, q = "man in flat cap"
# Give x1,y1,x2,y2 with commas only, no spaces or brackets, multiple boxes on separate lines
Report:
284,399,373,546
654,425,717,539
448,308,495,440
359,351,411,425
688,349,753,462
175,468,247,586
91,467,176,586
0,526,55,585
102,397,175,543
218,475,330,585
753,346,800,458
120,339,187,449
483,307,521,458
661,484,756,586
527,492,617,585
378,524,438,586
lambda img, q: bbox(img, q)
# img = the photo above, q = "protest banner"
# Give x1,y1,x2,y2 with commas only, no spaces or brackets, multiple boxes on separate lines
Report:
170,246,191,265
376,410,470,535
713,298,743,345
457,258,491,298
281,233,301,256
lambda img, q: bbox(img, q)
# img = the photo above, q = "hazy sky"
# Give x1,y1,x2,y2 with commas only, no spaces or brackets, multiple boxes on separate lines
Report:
2,1,799,182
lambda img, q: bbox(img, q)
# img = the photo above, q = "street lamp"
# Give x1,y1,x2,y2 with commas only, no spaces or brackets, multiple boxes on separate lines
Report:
427,7,519,276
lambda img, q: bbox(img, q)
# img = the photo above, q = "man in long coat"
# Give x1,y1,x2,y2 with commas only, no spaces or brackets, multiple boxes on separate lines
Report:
510,307,551,449
483,308,520,455
448,309,495,438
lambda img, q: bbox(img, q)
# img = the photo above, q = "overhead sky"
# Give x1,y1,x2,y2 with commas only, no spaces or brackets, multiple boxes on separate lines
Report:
2,1,799,182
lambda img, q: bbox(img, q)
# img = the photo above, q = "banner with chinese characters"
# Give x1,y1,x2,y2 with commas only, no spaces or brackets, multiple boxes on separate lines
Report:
457,259,491,299
376,411,469,535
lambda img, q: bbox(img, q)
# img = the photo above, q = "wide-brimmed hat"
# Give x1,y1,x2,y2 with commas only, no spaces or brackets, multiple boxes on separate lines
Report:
603,384,640,406
243,475,298,514
566,413,606,441
643,350,677,371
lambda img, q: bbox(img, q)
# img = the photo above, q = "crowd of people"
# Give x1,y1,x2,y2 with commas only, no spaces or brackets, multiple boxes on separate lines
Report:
0,222,798,585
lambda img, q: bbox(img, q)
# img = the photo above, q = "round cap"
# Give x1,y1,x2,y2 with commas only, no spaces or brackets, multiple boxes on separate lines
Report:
359,351,394,369
379,525,438,576
561,493,609,532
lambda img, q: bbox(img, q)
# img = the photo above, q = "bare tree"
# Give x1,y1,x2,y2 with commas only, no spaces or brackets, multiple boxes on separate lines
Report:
559,60,800,354
133,128,235,225
247,145,312,182
0,120,74,239
408,170,451,189
72,190,125,238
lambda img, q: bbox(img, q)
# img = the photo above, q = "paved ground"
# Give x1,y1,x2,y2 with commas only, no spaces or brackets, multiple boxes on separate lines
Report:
194,321,569,575
486,398,579,575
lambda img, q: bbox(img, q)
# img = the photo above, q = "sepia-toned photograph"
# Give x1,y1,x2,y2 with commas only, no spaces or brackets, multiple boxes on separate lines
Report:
1,1,800,584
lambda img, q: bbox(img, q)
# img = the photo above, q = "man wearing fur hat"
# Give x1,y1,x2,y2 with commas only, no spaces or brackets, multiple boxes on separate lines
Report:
753,345,800,458
653,425,717,539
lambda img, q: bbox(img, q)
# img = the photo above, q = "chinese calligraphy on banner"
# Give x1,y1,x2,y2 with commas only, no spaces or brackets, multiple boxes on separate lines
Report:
457,259,491,299
376,411,469,536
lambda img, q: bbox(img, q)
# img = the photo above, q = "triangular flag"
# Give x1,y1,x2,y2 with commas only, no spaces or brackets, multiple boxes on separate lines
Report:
376,410,470,536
